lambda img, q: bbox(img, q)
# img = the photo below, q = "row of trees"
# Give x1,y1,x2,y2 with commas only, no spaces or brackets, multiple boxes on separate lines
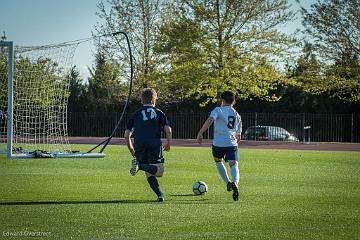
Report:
68,0,360,113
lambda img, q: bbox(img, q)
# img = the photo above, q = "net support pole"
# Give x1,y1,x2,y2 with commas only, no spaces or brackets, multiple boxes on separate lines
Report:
4,41,14,158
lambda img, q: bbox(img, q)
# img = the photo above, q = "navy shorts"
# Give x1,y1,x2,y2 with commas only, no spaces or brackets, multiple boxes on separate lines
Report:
134,139,164,164
212,145,239,162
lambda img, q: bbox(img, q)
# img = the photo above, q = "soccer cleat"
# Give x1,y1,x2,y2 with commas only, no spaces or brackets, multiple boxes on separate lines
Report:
157,196,164,203
130,159,139,176
231,182,239,201
227,182,232,192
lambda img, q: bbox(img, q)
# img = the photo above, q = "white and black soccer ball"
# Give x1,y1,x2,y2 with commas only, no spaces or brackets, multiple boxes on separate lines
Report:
192,181,208,195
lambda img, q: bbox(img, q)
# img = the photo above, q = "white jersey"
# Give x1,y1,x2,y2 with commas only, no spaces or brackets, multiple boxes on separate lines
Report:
210,106,242,147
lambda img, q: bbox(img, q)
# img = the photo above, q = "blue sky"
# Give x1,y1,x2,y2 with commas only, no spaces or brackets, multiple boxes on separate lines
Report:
0,0,315,80
1,0,99,79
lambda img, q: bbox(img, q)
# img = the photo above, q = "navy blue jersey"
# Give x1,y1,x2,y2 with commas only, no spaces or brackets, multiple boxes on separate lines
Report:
126,106,169,142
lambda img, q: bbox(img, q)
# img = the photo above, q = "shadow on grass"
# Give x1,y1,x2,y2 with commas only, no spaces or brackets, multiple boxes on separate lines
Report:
169,194,198,197
0,193,221,205
0,198,217,205
169,193,213,203
0,199,154,206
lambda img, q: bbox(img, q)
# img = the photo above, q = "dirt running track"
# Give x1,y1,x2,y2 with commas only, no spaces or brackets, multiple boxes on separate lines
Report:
68,137,360,152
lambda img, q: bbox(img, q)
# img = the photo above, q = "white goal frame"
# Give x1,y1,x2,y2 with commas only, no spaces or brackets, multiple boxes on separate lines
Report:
1,41,14,158
0,41,105,158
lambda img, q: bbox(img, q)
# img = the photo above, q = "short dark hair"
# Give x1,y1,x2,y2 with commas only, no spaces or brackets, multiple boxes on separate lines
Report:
140,88,157,104
220,91,235,104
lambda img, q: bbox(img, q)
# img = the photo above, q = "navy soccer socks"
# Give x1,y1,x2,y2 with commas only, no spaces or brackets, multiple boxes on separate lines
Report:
139,163,158,175
147,176,163,198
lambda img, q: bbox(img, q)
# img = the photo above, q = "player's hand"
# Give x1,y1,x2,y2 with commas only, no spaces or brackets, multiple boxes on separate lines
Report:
163,143,171,152
236,134,241,144
197,134,203,145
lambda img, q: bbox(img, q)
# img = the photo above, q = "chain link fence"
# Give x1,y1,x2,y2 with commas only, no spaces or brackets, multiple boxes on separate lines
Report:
68,112,360,143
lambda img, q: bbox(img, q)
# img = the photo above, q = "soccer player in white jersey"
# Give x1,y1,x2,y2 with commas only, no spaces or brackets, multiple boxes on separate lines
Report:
197,91,242,201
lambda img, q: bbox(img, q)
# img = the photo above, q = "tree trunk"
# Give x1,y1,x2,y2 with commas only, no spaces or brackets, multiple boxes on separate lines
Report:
216,0,224,77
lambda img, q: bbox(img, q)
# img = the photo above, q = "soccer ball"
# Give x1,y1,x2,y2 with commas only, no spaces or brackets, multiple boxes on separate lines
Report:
192,181,208,195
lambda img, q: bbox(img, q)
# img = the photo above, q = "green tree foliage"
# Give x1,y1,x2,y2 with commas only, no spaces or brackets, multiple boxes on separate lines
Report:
289,42,324,94
283,43,332,112
0,48,7,103
156,0,296,105
87,49,127,111
1,47,69,113
89,0,359,111
302,0,360,58
95,0,163,93
154,14,209,102
302,0,360,102
15,57,67,109
0,34,8,103
325,51,360,102
67,66,89,112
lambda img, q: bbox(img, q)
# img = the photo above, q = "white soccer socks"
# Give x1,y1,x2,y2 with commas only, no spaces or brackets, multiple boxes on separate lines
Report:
230,163,239,185
216,161,231,184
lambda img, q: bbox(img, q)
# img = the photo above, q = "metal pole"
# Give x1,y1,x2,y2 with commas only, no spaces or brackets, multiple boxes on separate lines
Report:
4,41,14,158
351,114,354,143
302,113,305,143
254,112,258,141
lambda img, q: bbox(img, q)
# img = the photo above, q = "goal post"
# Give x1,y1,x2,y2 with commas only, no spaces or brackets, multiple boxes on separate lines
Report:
0,41,14,158
0,40,104,158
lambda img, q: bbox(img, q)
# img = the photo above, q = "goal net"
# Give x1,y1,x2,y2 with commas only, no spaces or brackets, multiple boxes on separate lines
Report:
0,41,104,158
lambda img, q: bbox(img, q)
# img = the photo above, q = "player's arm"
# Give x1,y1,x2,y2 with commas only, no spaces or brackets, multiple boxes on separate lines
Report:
163,125,172,151
236,133,241,144
236,114,242,144
159,111,172,151
124,117,135,157
124,129,135,157
197,117,214,144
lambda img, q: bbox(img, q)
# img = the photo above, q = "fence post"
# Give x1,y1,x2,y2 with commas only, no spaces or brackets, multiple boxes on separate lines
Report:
351,113,354,143
302,113,305,143
254,112,258,141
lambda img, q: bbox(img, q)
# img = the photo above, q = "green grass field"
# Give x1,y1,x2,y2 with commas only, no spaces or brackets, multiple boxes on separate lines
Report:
0,145,360,240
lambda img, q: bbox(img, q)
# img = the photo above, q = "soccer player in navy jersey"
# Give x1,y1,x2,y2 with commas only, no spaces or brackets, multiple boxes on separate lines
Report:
124,88,172,202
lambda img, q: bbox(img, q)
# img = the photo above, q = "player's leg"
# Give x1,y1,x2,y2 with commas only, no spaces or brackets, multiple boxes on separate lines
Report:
212,146,231,191
228,161,239,185
132,141,160,175
138,163,158,175
226,146,240,201
215,159,232,192
145,142,165,202
130,158,139,176
132,160,159,176
130,142,146,176
142,162,164,176
139,141,164,175
145,170,164,202
145,163,164,201
132,140,164,202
